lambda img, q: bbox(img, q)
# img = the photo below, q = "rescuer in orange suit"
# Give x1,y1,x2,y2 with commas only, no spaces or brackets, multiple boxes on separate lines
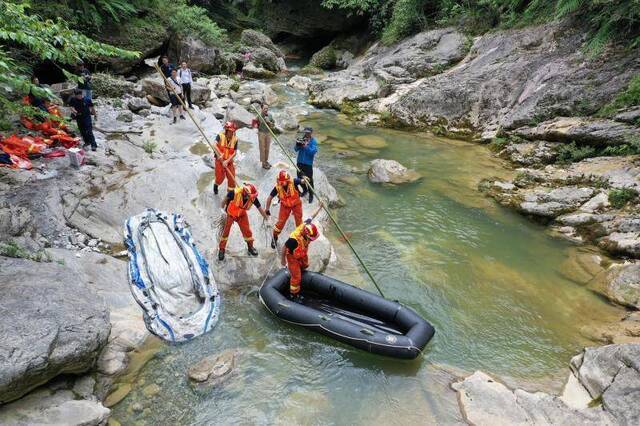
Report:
213,121,238,195
281,217,321,302
218,183,269,261
263,169,308,249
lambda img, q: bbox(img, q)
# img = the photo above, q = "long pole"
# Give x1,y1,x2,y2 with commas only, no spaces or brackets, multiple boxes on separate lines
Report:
251,105,386,298
153,63,230,173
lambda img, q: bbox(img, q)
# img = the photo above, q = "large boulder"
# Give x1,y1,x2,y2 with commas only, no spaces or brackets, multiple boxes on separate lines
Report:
246,46,282,73
92,73,135,98
514,117,640,146
309,45,337,70
242,63,276,79
518,187,595,218
0,257,111,404
570,344,640,424
0,386,110,426
168,36,236,75
224,102,255,128
287,75,312,91
387,22,640,132
308,72,380,108
591,263,640,308
452,371,614,425
141,77,211,105
240,29,283,58
368,159,422,184
356,28,468,83
231,81,278,107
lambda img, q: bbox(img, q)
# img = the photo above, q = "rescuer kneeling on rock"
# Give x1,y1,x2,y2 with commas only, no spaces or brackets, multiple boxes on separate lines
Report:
213,121,238,195
264,169,307,249
281,221,320,302
218,183,269,261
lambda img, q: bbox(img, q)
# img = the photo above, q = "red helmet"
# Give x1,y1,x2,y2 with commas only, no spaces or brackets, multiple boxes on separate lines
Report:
277,170,291,183
243,182,258,198
303,223,319,241
224,121,237,132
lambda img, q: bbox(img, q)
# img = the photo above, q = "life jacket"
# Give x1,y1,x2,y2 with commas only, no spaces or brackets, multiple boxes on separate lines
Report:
289,224,309,260
276,178,301,208
216,132,237,161
226,187,253,218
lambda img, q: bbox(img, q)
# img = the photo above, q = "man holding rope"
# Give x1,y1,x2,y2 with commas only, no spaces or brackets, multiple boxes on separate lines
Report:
281,204,323,302
264,169,307,249
213,121,238,195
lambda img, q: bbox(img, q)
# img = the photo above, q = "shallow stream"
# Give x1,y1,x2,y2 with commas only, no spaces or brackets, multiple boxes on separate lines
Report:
110,78,623,425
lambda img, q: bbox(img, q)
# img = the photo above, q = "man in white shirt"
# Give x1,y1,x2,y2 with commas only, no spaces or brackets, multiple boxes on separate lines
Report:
179,61,194,109
166,69,185,124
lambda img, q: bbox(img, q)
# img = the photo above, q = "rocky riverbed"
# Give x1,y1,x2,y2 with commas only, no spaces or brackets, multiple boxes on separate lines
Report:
1,21,639,425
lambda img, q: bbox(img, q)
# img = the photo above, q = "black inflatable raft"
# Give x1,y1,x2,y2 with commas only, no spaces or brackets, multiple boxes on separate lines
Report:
259,269,435,359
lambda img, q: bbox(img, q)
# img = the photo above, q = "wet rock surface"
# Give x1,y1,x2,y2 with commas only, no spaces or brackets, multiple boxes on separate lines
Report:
368,159,422,184
188,350,236,386
0,257,111,404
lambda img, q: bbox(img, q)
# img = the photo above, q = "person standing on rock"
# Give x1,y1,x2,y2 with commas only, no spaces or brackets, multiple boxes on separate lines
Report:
77,62,92,102
166,69,186,124
69,89,97,151
264,170,307,249
218,182,269,261
160,56,175,78
179,61,194,109
213,121,238,195
255,102,275,169
295,127,318,203
281,220,321,302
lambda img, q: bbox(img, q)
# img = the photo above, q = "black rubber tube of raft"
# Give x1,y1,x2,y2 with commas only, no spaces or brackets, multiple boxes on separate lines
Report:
259,269,435,359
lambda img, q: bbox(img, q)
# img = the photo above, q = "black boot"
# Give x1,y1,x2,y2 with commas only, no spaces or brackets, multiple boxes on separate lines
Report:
247,245,258,257
218,249,225,261
309,193,314,203
270,236,278,249
213,184,218,195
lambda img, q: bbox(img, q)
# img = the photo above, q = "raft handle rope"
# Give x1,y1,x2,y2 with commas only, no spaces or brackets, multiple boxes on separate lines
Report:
251,105,386,299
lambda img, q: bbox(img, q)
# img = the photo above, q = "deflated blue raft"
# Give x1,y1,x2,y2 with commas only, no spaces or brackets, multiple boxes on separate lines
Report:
125,209,221,343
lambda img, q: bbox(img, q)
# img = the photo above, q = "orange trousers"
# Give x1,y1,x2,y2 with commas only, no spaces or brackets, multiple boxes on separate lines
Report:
286,254,309,295
215,158,236,188
219,213,253,250
273,202,303,238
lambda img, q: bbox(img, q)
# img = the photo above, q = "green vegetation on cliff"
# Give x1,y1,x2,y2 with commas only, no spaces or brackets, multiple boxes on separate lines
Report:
0,2,136,124
599,75,640,117
321,0,640,49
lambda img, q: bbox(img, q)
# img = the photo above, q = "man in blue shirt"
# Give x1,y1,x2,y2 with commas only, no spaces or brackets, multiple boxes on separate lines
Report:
295,127,318,203
160,56,175,77
77,62,92,102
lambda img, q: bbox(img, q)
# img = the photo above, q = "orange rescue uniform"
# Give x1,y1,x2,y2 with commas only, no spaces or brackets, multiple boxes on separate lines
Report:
219,187,257,250
273,178,303,239
286,224,311,295
214,132,237,188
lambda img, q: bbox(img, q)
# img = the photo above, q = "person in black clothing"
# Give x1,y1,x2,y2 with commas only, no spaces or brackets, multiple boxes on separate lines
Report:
68,89,97,151
77,62,92,101
160,56,175,78
28,76,48,112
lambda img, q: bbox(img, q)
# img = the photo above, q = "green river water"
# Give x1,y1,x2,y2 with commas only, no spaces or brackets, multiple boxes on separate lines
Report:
110,83,623,425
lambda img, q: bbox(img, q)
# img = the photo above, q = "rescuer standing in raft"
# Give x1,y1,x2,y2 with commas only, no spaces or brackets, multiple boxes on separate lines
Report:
280,203,323,301
213,121,238,195
218,183,269,261
263,169,308,249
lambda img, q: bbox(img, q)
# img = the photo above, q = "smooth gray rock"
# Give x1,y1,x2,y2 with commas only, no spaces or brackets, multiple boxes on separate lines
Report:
141,77,211,105
599,263,640,308
614,107,640,124
515,117,640,146
358,28,468,83
519,187,594,218
0,387,109,426
368,159,422,184
308,72,380,108
246,46,283,73
242,63,276,79
0,257,110,404
387,22,640,132
452,371,613,425
287,75,312,91
231,81,278,107
240,29,283,58
127,97,151,113
224,102,254,128
168,36,233,75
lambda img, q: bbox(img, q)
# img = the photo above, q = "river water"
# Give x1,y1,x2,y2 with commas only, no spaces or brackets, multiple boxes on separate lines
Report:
110,79,623,424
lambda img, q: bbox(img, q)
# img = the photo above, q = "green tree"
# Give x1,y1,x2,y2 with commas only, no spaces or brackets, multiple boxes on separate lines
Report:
0,2,137,124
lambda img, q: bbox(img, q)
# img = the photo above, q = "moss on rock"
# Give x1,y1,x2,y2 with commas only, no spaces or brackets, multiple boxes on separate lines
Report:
309,46,337,70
